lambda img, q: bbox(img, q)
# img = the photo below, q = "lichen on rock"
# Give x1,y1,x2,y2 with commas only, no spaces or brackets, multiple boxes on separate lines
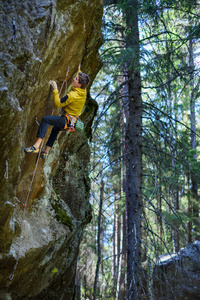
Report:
0,0,103,298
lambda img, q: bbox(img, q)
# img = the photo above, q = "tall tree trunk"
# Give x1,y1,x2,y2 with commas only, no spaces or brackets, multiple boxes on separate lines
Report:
93,180,104,300
115,198,122,298
164,25,179,253
76,267,81,300
84,275,87,300
189,33,199,241
116,66,128,300
113,196,117,296
123,0,142,298
187,173,192,244
157,185,163,246
117,203,121,273
117,211,127,300
173,92,180,252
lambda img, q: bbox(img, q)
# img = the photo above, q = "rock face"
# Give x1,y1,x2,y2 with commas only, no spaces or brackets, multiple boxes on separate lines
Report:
0,0,103,299
153,241,200,300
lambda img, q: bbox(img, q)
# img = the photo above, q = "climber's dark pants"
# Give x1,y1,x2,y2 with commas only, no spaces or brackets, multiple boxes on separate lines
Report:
37,115,66,148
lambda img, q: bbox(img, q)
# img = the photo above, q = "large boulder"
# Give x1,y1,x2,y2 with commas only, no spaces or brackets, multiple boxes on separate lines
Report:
153,241,200,300
0,0,103,299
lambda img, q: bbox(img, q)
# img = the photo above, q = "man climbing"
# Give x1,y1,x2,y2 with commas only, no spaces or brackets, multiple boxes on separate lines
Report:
24,69,90,158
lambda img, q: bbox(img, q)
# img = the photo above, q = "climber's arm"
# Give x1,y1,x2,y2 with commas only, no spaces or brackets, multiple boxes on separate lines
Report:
49,66,81,108
49,80,57,90
53,89,77,108
49,80,70,108
72,65,81,79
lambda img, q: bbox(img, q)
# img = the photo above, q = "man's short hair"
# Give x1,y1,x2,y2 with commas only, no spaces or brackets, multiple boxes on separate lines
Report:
78,72,90,89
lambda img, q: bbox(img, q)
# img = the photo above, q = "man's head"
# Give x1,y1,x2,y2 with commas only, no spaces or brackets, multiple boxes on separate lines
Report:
72,72,90,89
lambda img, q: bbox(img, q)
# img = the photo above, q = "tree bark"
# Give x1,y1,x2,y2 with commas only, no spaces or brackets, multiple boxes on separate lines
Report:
93,180,104,300
117,211,127,300
189,32,199,241
75,267,81,300
113,196,117,296
124,0,142,298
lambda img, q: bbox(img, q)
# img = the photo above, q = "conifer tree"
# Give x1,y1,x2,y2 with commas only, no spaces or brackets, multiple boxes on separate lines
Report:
78,0,200,298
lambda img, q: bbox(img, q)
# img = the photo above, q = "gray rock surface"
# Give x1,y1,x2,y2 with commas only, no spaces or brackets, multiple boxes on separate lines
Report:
153,241,200,300
0,0,103,299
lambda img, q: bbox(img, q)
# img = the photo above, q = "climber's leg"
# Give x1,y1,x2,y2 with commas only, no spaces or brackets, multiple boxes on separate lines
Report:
33,137,43,149
40,126,62,159
37,115,65,140
24,115,65,154
46,126,61,148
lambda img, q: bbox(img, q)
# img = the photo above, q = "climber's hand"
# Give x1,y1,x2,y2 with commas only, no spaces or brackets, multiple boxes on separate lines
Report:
49,80,58,90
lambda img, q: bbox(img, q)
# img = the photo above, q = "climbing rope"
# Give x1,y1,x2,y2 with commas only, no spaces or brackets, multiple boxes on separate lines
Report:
4,159,9,179
50,66,70,117
59,65,70,97
15,197,26,208
6,66,72,294
8,143,43,284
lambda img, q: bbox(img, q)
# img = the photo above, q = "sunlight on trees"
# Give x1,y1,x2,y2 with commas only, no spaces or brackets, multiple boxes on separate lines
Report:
77,0,200,299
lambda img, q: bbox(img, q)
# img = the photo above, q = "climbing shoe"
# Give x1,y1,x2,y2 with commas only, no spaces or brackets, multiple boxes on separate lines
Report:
24,146,39,154
40,150,47,159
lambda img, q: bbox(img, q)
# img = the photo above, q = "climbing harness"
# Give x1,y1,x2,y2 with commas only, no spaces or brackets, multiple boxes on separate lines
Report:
12,18,16,42
63,113,84,133
63,113,76,132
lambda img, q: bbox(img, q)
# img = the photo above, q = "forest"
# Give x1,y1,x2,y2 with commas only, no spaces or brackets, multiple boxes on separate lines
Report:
77,0,200,299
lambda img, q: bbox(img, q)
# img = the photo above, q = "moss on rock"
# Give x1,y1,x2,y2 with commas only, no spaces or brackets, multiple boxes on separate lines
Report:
51,201,73,231
0,203,15,253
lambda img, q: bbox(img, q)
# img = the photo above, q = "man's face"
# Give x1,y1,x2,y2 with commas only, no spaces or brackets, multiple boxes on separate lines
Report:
72,76,81,88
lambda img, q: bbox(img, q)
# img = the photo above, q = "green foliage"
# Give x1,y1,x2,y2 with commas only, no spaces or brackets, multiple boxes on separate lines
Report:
79,0,200,298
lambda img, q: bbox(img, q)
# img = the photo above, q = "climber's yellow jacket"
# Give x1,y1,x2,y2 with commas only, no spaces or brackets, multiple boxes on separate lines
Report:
53,86,87,117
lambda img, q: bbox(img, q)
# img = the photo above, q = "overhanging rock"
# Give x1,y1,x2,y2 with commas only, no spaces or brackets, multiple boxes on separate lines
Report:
0,0,103,299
